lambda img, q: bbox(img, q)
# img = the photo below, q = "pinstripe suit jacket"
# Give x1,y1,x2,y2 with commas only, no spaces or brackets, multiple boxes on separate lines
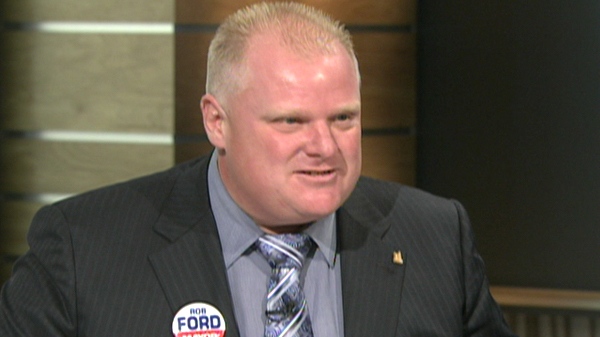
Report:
0,155,516,336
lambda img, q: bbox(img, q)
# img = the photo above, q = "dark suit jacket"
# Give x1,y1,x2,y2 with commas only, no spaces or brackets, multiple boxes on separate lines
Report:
0,155,516,336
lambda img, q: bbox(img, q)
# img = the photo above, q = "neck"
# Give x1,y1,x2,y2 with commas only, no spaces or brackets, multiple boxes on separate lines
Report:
259,223,311,234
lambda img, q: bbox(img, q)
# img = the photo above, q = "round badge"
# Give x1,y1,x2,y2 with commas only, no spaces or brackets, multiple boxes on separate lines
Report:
172,302,226,337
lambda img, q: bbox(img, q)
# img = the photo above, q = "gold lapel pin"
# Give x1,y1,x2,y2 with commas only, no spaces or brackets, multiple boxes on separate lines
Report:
393,250,404,265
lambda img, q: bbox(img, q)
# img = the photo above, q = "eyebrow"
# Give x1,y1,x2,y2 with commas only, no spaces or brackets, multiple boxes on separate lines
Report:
334,102,361,114
263,101,361,118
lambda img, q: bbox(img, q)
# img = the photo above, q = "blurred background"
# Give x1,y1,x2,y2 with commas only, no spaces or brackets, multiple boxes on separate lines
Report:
1,1,599,336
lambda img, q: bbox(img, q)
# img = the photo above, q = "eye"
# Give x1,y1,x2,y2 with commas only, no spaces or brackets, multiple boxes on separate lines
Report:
269,115,304,133
331,111,359,130
336,114,351,121
334,112,358,123
284,117,299,124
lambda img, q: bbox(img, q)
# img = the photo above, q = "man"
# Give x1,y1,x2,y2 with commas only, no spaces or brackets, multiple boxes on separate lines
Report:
1,2,517,336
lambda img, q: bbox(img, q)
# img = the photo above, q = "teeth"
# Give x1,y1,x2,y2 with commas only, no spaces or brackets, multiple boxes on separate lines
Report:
303,170,332,176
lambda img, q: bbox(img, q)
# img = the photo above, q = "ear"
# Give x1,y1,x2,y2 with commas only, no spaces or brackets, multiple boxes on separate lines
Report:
200,94,227,149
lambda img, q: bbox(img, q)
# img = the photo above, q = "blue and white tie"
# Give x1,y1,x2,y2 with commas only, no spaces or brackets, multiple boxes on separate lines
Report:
256,234,314,337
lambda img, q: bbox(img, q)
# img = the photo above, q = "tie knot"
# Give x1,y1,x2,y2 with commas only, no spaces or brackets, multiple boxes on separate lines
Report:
256,233,313,269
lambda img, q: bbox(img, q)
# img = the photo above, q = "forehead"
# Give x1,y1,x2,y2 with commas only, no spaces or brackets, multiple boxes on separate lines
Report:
246,29,350,61
243,31,358,83
220,30,361,115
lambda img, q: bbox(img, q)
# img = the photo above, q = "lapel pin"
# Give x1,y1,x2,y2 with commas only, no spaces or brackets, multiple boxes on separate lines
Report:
392,250,404,265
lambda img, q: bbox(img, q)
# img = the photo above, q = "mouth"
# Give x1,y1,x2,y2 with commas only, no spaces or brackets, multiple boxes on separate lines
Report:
297,169,335,176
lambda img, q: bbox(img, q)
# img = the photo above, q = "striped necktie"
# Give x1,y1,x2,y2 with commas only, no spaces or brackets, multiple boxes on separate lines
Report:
256,233,314,337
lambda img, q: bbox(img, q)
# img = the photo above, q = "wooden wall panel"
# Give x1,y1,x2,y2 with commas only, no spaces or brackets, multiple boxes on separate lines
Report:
1,0,177,286
175,32,415,133
0,139,173,194
2,0,173,22
174,141,218,163
1,32,173,133
354,32,416,129
175,32,213,135
362,135,415,185
502,311,600,337
177,0,416,25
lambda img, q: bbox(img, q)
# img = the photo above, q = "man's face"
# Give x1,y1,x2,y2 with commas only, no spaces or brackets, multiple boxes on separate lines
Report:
205,33,362,233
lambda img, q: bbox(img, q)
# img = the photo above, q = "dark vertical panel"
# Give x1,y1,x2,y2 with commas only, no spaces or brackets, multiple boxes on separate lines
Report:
417,1,600,290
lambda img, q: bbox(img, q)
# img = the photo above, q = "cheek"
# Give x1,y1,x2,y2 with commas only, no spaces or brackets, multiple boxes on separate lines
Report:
261,133,302,160
341,134,362,178
236,133,292,173
340,132,362,157
228,123,270,156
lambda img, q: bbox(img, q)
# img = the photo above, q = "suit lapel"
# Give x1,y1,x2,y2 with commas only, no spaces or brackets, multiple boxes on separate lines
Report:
339,183,406,337
148,157,241,337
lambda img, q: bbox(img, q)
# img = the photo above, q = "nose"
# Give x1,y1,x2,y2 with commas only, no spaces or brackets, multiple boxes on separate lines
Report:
304,122,337,157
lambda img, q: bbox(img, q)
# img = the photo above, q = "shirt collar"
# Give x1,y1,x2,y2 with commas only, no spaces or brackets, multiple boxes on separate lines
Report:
207,151,337,269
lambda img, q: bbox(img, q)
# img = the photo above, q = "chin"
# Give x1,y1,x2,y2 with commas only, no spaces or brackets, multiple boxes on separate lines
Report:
297,202,340,220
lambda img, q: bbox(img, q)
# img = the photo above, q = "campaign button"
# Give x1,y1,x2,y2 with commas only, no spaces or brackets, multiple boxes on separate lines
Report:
172,302,226,337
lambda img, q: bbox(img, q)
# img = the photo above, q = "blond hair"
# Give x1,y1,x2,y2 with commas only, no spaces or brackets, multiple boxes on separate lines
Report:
205,1,358,103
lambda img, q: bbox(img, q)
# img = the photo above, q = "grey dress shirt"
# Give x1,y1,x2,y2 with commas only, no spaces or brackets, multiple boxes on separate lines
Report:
207,152,344,337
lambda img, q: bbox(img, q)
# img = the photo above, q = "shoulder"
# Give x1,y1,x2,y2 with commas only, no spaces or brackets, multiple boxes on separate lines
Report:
25,155,212,266
31,156,211,234
54,156,208,213
344,176,467,240
352,176,459,215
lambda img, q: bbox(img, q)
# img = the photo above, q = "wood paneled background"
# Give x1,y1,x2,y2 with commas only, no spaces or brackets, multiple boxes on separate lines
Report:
0,0,175,282
2,1,599,335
